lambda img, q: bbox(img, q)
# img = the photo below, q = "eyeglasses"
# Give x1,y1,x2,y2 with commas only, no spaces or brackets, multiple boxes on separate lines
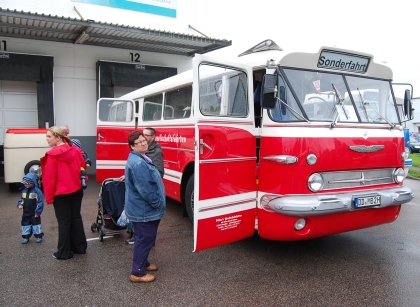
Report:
134,140,147,145
143,134,153,137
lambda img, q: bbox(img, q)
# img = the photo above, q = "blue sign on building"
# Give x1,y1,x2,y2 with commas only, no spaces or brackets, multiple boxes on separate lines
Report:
72,0,177,18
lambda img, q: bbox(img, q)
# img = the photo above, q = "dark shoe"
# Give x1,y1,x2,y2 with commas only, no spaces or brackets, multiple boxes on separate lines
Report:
125,237,135,245
36,238,42,243
52,252,73,260
22,238,29,244
146,264,158,271
130,273,155,283
72,250,86,254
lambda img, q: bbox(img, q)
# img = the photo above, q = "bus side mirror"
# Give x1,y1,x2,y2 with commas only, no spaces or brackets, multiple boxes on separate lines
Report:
261,74,277,109
404,89,414,120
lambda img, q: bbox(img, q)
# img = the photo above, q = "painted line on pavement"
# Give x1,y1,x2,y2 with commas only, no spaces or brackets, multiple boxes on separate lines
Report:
87,236,114,241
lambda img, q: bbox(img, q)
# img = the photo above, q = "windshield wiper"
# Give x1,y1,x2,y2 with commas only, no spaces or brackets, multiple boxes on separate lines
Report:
357,88,395,129
330,84,348,129
274,96,309,123
357,89,370,121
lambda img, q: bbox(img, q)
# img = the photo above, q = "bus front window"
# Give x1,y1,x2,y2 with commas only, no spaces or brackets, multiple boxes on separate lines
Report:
282,68,399,124
268,75,304,122
283,69,357,122
345,76,399,124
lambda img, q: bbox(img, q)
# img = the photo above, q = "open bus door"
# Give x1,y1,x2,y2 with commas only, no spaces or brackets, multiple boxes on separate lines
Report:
192,54,257,252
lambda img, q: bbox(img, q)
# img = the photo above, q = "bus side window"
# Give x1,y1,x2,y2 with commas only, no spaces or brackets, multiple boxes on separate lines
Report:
116,103,132,121
103,100,133,122
164,86,192,119
199,65,248,117
143,94,163,121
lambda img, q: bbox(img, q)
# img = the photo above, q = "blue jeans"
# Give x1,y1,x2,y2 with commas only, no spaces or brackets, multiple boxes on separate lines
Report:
131,219,160,277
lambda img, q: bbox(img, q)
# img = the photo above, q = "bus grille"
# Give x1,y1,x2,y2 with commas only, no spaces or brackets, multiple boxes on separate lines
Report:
320,168,395,190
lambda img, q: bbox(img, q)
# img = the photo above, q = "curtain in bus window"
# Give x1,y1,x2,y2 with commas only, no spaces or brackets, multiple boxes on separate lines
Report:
143,94,163,121
116,103,132,121
199,64,248,117
164,86,192,119
101,100,133,122
226,73,248,116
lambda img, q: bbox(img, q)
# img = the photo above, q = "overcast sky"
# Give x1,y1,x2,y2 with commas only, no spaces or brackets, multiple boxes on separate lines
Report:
195,0,419,97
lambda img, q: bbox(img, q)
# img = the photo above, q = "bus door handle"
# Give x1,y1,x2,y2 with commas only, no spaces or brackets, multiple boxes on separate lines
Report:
97,133,104,141
200,138,212,154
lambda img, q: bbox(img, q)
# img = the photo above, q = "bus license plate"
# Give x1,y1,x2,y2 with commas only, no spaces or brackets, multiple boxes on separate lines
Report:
354,195,381,208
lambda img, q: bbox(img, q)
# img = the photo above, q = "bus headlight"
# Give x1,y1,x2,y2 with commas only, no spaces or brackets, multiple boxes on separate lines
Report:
393,168,405,183
308,173,324,192
294,218,306,231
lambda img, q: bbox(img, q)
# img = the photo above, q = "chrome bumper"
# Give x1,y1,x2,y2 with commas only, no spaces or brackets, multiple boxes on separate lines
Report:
266,187,414,216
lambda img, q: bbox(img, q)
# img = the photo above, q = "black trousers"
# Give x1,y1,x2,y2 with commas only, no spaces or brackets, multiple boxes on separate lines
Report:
53,189,87,259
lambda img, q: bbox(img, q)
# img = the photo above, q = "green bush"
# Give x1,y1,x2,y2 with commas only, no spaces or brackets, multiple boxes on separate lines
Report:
411,154,420,167
408,168,420,178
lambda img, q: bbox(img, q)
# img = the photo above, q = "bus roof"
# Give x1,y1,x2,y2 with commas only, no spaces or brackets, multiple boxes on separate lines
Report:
119,69,193,100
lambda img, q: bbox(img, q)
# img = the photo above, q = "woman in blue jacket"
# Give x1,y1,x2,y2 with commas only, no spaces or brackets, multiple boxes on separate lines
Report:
125,130,166,283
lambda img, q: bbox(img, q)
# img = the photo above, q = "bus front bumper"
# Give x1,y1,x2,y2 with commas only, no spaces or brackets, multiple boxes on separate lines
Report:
265,186,413,217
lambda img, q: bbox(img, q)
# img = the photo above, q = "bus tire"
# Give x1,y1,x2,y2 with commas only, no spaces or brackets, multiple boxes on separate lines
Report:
185,175,194,223
8,182,20,191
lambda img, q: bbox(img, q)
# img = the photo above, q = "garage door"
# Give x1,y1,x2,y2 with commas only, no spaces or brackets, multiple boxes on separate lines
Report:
0,80,37,145
114,86,137,98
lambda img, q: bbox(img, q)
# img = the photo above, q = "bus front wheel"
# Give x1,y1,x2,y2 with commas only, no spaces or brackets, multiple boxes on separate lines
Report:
185,175,194,223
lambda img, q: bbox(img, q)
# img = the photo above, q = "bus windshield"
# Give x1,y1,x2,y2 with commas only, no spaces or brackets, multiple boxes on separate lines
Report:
273,68,399,124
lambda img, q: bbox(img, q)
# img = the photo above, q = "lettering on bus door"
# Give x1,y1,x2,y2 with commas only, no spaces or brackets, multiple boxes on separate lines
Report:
192,54,257,252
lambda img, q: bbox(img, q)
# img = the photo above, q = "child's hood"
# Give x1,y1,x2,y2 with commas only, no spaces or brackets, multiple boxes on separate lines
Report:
22,172,39,189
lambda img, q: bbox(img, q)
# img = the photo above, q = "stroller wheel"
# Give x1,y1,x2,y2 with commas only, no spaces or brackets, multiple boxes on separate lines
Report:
91,223,97,232
99,229,104,242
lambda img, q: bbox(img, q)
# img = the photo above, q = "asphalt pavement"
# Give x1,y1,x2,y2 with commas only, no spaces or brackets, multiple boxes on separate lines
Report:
1,177,419,307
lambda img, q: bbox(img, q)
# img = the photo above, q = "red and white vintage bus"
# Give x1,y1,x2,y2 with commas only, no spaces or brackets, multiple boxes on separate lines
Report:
96,40,414,252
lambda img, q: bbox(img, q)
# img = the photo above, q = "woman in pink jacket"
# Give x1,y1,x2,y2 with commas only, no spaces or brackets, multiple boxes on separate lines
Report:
41,126,87,260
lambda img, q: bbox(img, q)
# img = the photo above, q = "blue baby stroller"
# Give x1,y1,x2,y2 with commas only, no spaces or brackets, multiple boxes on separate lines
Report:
91,178,132,242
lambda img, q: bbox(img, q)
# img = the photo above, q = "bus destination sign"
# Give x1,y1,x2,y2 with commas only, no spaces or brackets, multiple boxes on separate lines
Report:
318,50,370,74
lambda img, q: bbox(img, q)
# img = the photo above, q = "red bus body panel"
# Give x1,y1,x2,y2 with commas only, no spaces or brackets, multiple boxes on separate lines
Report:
96,125,196,203
257,205,401,240
258,135,403,195
195,125,257,251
